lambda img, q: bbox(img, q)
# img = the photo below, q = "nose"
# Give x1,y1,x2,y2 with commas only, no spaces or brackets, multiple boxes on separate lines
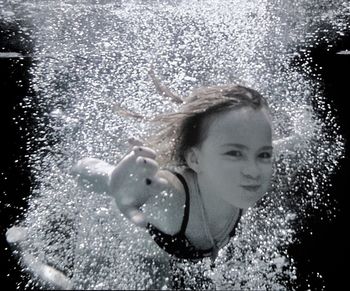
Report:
241,161,261,180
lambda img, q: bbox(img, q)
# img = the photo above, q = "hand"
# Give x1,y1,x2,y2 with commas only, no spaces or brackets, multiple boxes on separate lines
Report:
109,145,168,228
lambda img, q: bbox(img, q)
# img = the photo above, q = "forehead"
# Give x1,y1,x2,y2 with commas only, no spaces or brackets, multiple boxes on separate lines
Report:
204,107,272,146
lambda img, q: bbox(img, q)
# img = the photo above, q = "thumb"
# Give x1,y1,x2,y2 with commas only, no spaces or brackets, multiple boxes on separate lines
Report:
151,176,169,192
126,208,148,228
146,176,169,193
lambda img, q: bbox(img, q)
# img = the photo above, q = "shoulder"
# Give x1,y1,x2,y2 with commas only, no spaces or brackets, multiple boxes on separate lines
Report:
144,169,188,235
158,169,187,195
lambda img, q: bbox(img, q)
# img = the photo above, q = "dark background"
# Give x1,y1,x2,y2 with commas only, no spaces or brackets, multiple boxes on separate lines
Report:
0,18,349,290
288,33,350,290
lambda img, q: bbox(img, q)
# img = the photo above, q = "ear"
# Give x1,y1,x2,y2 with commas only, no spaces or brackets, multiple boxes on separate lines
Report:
184,148,201,173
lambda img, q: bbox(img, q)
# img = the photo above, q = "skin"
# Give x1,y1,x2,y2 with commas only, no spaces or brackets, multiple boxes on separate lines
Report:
189,107,273,208
185,107,273,234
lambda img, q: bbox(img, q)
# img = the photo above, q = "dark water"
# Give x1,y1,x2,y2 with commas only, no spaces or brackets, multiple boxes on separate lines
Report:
288,36,350,290
1,1,349,289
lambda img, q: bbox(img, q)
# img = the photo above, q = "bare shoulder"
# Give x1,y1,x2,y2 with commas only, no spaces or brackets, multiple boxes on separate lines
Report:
144,169,187,235
158,169,187,195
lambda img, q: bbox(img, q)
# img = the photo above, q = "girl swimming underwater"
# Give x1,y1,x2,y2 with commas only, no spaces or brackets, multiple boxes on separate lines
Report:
73,83,273,262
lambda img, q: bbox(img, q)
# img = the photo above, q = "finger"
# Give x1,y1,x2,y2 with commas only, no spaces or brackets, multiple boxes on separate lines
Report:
115,145,154,170
135,156,159,177
128,137,143,147
132,146,157,159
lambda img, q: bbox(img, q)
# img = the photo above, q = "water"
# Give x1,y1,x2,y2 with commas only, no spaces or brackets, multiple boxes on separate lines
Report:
1,0,349,289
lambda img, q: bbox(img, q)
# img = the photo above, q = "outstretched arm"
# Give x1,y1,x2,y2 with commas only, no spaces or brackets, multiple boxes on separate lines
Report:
71,157,115,193
71,146,185,231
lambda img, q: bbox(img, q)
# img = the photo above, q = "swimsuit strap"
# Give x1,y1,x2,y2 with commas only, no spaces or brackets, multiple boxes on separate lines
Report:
172,171,190,235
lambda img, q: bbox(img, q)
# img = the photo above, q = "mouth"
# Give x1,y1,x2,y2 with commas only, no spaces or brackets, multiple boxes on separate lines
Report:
241,185,261,192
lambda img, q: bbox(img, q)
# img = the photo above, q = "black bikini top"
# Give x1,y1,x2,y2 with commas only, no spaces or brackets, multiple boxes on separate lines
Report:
147,171,242,261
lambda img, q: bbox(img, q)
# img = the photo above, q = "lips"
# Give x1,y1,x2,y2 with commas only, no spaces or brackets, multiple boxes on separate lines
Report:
241,185,261,192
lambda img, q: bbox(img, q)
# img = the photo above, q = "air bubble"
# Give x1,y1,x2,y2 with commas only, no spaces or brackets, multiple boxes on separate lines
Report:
7,0,348,290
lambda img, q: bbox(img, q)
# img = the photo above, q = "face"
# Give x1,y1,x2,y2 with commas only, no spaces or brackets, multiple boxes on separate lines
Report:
190,107,273,209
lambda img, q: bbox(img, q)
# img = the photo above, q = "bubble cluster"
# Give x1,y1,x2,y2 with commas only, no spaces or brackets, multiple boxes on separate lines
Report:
4,0,348,289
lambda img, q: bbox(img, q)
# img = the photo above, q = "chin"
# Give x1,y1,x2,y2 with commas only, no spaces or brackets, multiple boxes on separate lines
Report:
227,199,253,210
223,190,264,209
238,202,255,210
235,195,262,209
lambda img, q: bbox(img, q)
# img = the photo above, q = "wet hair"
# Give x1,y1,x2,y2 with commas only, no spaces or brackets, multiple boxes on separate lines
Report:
149,84,269,166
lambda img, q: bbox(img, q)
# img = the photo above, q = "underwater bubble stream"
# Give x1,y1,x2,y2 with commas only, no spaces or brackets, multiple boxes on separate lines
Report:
1,0,349,289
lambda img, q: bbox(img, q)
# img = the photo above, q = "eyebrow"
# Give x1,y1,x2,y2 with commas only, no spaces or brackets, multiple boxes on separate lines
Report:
222,143,273,151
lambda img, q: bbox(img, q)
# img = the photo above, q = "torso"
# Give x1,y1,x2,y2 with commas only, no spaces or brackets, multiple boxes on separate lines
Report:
172,168,241,252
149,167,242,259
180,168,214,250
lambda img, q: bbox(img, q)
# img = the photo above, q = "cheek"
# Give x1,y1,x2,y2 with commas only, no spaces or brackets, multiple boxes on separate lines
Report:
202,160,240,183
265,162,273,174
213,160,240,174
218,164,243,186
261,163,273,182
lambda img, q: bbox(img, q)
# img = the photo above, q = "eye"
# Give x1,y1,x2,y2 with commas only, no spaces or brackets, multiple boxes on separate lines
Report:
258,152,272,160
225,150,242,157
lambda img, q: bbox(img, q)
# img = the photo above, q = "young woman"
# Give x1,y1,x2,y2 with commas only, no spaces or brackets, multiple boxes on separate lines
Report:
73,84,273,262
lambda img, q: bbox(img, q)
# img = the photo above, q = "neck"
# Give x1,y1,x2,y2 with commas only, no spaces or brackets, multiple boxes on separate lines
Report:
196,173,240,233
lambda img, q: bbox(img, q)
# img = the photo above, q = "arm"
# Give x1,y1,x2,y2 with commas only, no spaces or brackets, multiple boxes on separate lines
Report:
71,147,185,233
71,157,115,193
